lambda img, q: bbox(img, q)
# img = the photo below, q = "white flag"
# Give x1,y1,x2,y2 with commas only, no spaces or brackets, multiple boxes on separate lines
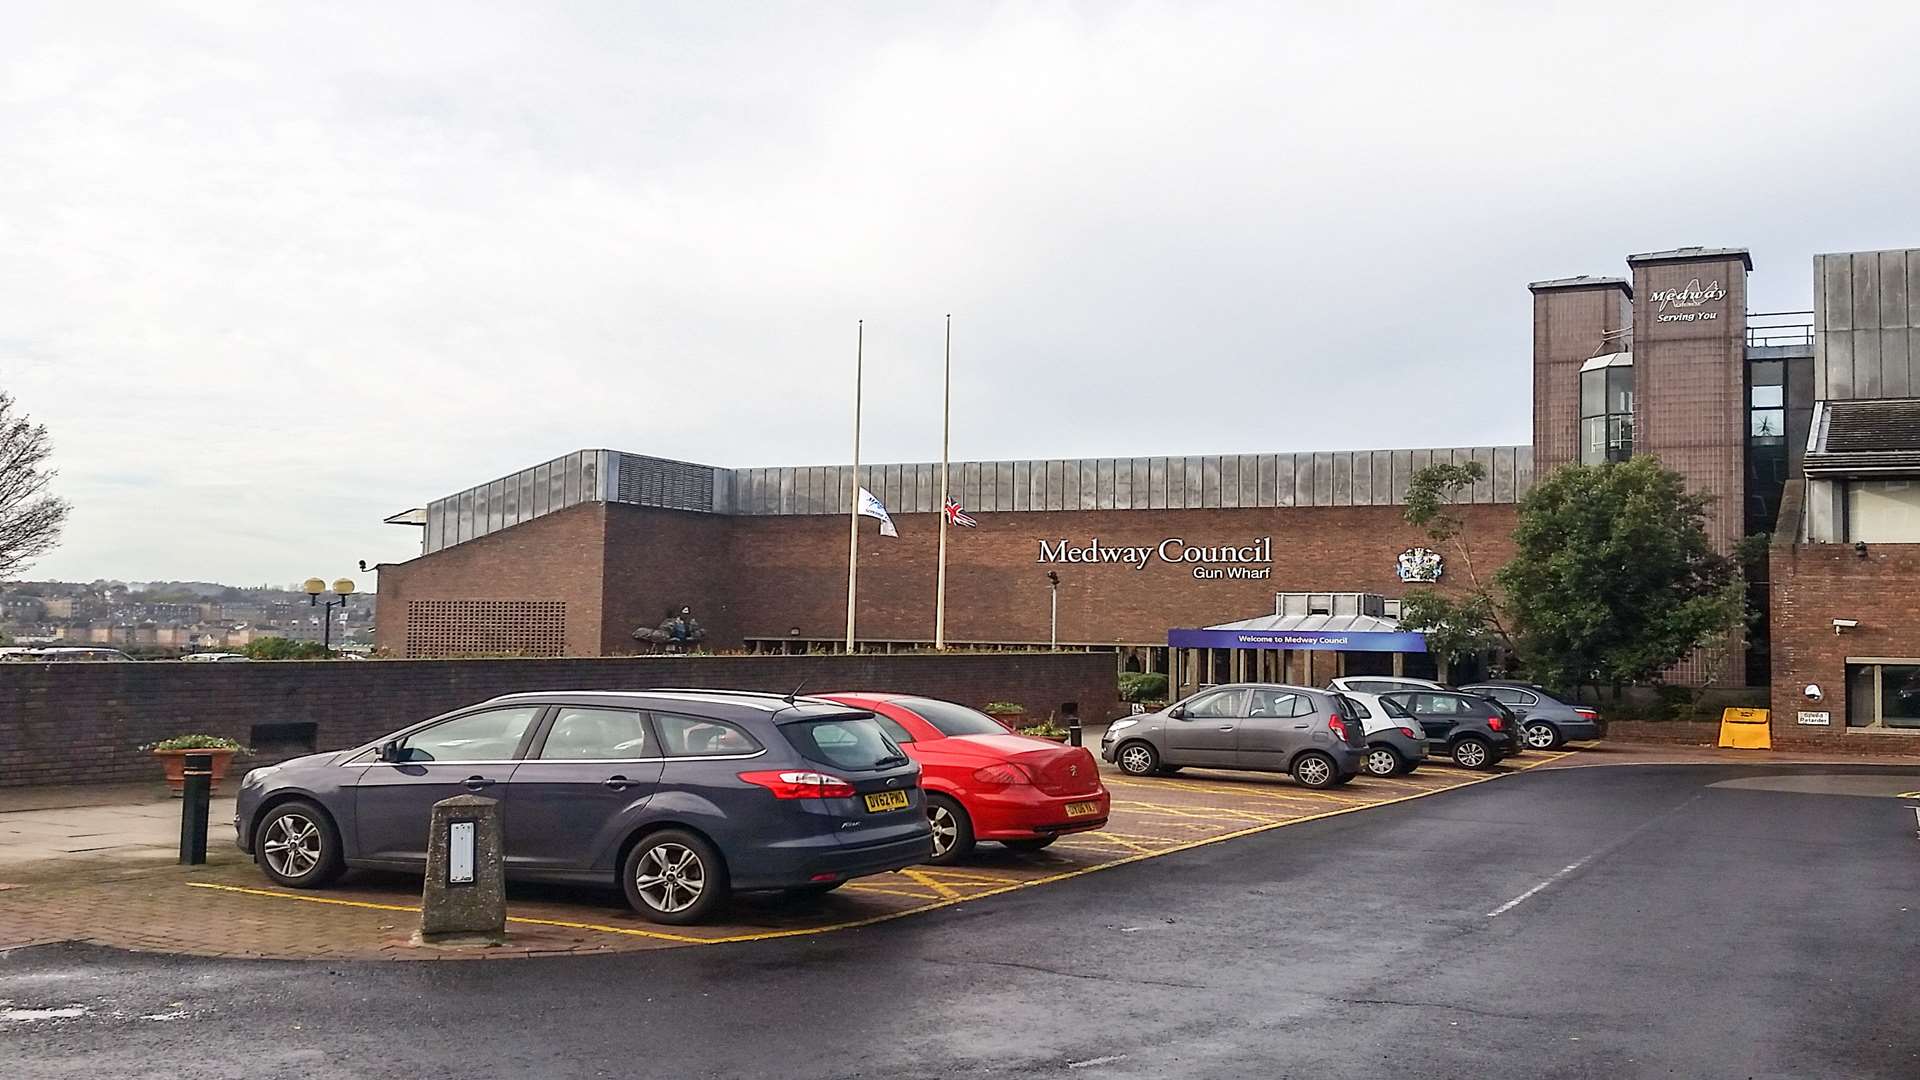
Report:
856,487,898,537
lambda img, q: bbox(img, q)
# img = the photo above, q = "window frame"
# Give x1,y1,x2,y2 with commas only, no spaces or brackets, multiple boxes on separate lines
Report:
1843,660,1920,732
390,705,547,764
1182,688,1249,719
529,706,658,762
651,712,768,759
1579,365,1635,465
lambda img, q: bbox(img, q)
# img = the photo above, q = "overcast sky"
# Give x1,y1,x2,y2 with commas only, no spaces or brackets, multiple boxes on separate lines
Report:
5,2,1919,585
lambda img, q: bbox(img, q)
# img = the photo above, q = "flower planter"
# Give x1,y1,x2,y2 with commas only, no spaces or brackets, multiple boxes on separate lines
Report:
985,709,1027,732
153,748,239,796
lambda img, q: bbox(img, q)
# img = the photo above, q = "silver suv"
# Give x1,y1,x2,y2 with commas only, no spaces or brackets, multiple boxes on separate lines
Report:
1101,684,1368,789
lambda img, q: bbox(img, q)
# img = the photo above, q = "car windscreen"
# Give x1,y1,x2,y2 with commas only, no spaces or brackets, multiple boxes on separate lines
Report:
782,715,909,771
897,697,1008,737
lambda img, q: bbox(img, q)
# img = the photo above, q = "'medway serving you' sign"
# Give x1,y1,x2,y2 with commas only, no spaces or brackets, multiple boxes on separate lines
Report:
1167,628,1429,653
1036,536,1273,580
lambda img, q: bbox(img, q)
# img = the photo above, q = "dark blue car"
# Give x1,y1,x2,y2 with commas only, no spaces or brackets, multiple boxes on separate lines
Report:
233,689,933,924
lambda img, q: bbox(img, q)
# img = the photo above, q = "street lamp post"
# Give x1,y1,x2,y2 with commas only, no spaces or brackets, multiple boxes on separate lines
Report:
304,577,355,655
1047,571,1060,649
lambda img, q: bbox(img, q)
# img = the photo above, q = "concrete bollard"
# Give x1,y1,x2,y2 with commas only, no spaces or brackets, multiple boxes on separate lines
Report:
416,793,507,945
178,752,212,865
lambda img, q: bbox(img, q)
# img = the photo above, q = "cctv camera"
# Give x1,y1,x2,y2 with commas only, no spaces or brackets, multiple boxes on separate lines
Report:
1832,618,1859,634
1804,684,1823,702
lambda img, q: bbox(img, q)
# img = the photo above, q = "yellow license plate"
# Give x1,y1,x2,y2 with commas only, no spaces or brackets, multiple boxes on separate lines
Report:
1064,800,1102,818
864,789,910,813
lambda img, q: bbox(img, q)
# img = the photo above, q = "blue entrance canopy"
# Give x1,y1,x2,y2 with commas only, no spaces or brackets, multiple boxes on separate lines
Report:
1167,627,1427,653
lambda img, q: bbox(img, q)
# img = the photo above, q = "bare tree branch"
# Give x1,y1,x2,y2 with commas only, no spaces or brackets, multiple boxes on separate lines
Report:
0,391,71,578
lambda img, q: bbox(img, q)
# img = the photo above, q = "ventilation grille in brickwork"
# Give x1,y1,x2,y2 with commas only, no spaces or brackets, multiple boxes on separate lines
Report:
405,600,566,658
615,454,715,511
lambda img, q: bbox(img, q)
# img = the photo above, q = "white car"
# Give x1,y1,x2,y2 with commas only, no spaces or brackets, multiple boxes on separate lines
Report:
181,652,251,662
1328,675,1447,696
1339,691,1431,776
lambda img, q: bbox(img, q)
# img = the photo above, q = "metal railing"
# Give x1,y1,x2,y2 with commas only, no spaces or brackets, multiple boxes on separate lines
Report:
1747,310,1814,349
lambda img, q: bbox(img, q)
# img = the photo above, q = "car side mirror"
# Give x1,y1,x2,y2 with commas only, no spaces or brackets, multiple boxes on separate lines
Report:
1168,705,1188,720
378,739,404,763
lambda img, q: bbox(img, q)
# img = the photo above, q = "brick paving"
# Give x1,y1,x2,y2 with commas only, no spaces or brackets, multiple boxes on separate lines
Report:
0,752,1573,961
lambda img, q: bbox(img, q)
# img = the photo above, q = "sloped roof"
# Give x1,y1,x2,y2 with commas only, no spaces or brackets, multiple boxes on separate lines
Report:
1806,398,1920,475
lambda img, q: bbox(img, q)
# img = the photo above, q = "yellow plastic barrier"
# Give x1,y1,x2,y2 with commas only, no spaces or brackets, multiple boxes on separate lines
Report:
1717,707,1771,749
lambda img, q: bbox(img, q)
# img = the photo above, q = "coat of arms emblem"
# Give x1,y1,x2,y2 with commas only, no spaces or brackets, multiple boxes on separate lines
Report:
1396,547,1444,582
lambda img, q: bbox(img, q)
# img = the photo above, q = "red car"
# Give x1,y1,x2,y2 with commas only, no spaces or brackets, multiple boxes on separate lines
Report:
824,693,1110,864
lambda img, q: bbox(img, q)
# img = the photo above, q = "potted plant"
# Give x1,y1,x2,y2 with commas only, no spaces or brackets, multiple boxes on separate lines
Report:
142,735,249,796
982,701,1028,731
1015,718,1071,743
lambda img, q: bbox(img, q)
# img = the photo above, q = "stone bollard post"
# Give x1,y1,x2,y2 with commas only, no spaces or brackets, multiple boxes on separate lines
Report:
416,793,507,945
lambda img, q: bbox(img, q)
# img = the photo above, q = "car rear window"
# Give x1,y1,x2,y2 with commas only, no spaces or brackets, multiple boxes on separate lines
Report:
782,715,908,771
898,697,1011,737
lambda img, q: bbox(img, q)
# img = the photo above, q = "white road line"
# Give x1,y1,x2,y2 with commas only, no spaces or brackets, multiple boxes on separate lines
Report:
1487,858,1592,918
1067,1054,1128,1069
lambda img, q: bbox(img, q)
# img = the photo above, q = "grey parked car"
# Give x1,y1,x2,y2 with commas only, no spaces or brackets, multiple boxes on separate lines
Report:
1459,681,1603,749
1341,691,1430,777
1100,684,1367,789
233,690,933,924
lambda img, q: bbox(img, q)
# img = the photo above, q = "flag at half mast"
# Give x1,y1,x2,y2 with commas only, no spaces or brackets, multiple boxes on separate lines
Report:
857,487,899,537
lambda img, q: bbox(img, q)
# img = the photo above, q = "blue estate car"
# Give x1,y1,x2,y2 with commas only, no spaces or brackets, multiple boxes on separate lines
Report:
234,690,933,924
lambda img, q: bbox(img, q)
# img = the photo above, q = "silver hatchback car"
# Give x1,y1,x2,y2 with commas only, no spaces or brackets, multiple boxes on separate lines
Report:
1101,683,1368,789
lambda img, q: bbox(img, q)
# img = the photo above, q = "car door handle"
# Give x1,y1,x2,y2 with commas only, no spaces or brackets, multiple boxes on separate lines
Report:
462,776,497,790
603,775,634,790
1218,725,1236,732
1292,724,1309,729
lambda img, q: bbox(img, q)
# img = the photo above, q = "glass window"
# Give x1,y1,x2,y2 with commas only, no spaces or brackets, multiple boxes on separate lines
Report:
1184,689,1248,719
782,716,906,771
1378,696,1412,720
1847,480,1920,543
1847,664,1876,728
1751,384,1784,408
1883,666,1920,729
1606,367,1634,415
1580,369,1606,419
539,708,651,760
1579,365,1634,464
897,697,1007,737
398,707,541,763
653,713,763,757
1344,696,1374,719
1750,409,1785,440
1581,417,1608,464
1750,359,1784,387
1248,689,1308,717
1608,415,1635,458
870,713,916,744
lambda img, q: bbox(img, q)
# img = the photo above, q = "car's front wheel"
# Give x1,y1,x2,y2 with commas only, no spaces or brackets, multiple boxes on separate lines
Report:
623,829,729,925
255,800,345,888
926,794,976,865
1364,745,1404,778
1523,722,1561,750
1115,740,1161,777
1452,736,1496,770
1291,751,1339,789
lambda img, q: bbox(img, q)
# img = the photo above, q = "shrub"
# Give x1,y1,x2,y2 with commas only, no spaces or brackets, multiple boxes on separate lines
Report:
982,702,1026,715
241,637,331,660
142,734,248,753
1119,672,1169,703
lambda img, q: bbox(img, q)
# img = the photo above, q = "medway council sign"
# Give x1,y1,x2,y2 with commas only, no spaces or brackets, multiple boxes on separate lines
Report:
1166,627,1429,653
1037,536,1273,580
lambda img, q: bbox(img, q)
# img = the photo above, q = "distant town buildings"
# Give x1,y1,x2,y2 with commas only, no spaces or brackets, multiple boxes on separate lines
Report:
0,580,376,653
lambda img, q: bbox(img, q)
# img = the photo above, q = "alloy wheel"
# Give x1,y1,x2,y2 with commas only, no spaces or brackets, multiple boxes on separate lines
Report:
634,843,706,914
1295,755,1333,787
1456,741,1489,768
1118,744,1154,776
261,812,322,879
928,803,959,859
1365,749,1399,777
1524,723,1557,750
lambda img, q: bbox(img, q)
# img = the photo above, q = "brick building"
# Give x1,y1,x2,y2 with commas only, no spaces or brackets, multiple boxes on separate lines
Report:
377,245,1920,745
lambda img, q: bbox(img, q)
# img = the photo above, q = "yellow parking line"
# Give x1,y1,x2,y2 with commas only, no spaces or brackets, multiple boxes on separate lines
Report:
1108,775,1379,808
1111,800,1282,822
897,869,965,899
842,883,943,900
1056,834,1164,855
186,750,1578,950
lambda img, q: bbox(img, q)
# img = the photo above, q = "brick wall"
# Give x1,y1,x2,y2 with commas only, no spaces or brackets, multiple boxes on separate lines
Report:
0,652,1120,789
1771,485,1920,750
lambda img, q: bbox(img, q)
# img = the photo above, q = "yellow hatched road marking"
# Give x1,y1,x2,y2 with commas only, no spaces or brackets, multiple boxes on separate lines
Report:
185,750,1575,950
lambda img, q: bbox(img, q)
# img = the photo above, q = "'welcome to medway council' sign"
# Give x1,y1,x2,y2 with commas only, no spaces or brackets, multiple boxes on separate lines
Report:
1166,628,1429,654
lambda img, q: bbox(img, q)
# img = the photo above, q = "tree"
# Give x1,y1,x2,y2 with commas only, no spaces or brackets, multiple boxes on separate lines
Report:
241,637,332,660
0,392,71,578
1495,457,1745,691
1397,459,1510,680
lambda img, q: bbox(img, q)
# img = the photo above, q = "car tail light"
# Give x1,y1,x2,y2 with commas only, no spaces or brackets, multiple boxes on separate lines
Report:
738,770,857,799
1398,727,1418,739
1487,715,1503,732
1574,707,1599,720
972,763,1032,786
1327,716,1349,742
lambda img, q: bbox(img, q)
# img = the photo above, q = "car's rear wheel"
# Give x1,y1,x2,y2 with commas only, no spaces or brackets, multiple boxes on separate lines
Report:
1364,745,1403,778
1523,722,1561,750
926,794,976,865
1001,837,1056,853
1452,736,1495,770
623,829,728,925
1115,740,1161,777
1291,751,1338,789
255,800,345,888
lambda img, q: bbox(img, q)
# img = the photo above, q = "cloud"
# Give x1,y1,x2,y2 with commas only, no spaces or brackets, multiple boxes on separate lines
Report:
2,1,1918,581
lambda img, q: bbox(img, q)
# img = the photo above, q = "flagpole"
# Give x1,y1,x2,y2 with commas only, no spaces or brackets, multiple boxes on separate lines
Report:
845,320,863,653
934,314,951,650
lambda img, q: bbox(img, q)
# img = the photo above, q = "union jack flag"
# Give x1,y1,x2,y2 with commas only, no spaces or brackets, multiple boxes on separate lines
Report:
943,496,978,528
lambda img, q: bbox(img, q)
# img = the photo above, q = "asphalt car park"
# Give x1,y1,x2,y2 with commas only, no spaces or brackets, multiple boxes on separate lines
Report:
0,743,1575,960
